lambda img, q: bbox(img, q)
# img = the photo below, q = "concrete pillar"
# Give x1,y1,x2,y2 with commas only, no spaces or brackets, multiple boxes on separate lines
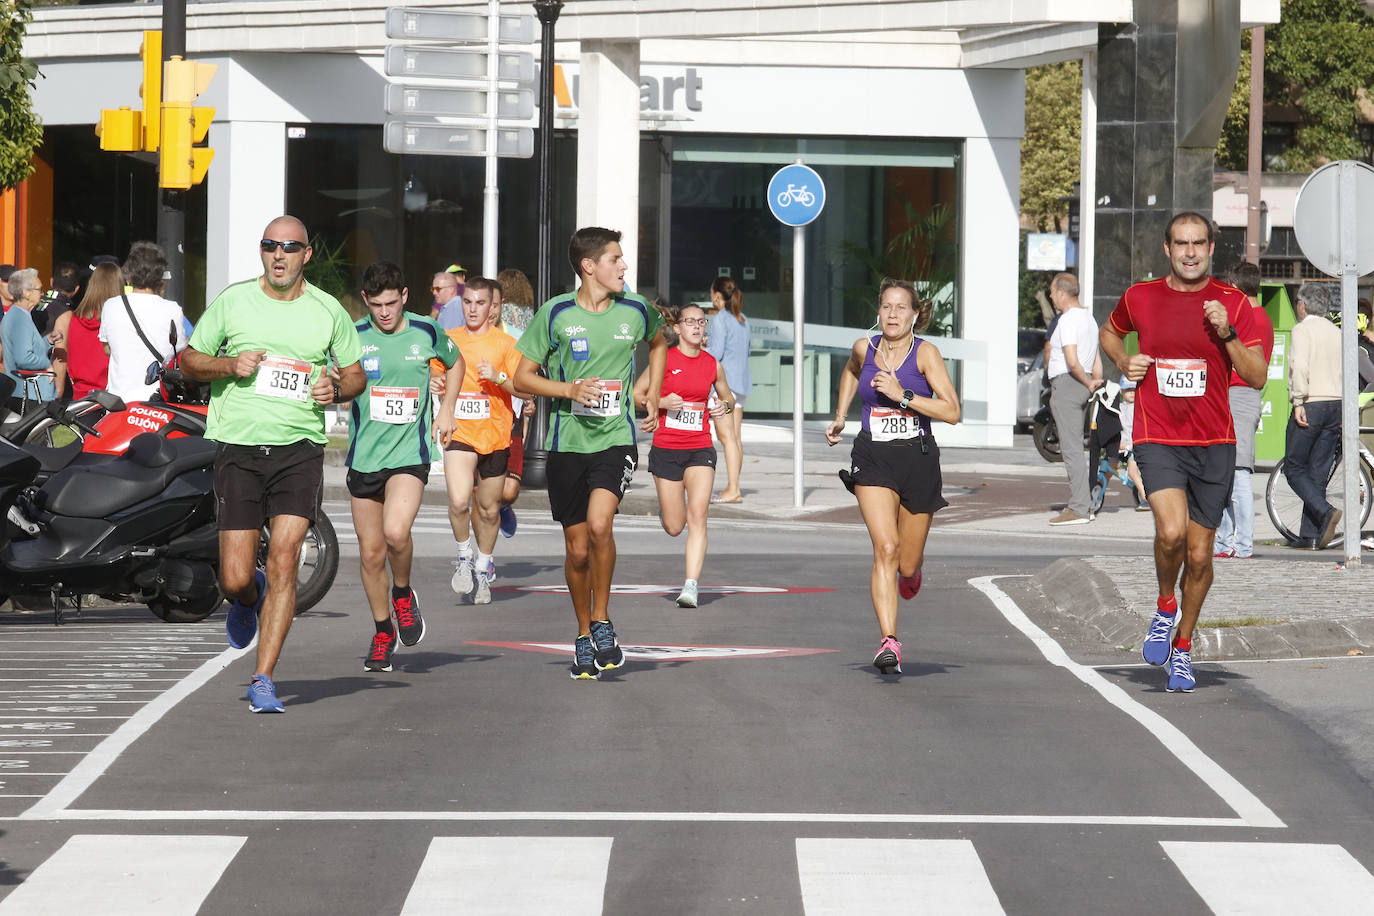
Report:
1091,0,1240,322
205,120,286,301
575,41,641,290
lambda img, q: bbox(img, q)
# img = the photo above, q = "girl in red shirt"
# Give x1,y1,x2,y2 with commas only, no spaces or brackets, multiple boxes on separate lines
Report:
633,303,735,608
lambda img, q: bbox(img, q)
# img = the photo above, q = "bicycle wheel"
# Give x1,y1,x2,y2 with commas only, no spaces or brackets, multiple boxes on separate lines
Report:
1266,456,1373,544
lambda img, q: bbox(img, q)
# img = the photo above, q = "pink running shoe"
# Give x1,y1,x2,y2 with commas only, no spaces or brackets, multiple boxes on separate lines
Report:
898,570,923,600
873,636,902,674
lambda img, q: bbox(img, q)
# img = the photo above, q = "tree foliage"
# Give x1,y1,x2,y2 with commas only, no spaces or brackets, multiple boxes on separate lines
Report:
1,0,43,191
1216,37,1252,171
1021,61,1081,232
1219,1,1374,171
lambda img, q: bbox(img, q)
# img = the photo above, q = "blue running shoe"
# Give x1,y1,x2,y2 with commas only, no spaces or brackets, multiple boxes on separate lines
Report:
588,618,625,671
226,569,266,650
246,674,285,713
1166,649,1196,693
570,634,599,680
499,505,517,538
1142,610,1176,666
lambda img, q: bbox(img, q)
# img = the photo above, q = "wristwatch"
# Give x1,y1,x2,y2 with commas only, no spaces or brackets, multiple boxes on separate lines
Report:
497,371,508,384
331,380,342,402
899,388,915,409
1216,324,1238,343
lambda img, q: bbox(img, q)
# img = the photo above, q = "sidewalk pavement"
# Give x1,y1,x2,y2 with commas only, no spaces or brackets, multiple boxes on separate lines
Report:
325,420,1374,660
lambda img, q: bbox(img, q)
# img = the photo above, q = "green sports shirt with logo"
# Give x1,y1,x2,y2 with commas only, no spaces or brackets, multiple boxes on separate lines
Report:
190,279,363,446
347,315,460,473
516,291,661,454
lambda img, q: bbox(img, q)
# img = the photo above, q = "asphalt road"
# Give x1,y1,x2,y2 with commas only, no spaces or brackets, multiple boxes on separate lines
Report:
2,504,1374,914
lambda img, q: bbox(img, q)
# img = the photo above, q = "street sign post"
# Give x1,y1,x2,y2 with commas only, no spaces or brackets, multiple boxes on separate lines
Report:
767,161,826,509
1292,159,1374,566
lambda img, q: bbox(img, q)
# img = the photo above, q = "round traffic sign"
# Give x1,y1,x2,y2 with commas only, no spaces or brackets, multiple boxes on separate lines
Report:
768,163,826,227
1292,160,1374,278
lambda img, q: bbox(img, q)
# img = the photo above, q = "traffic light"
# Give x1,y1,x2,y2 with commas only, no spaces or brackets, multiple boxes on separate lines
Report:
159,56,217,190
95,30,161,152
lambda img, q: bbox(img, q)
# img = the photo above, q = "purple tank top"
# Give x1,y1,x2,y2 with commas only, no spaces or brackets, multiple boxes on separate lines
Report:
858,335,933,436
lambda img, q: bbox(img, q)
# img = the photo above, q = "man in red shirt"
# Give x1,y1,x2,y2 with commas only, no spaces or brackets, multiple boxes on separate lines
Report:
1100,212,1268,692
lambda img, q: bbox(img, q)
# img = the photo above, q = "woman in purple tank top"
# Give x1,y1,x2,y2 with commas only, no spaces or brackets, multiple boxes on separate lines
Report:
824,278,961,675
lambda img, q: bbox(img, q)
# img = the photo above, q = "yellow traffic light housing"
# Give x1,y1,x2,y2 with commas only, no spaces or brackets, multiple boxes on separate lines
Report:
159,56,217,190
96,107,142,152
139,30,162,150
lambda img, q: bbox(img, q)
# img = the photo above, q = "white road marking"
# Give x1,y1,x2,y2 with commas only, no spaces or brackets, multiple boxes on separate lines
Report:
1162,841,1374,914
796,838,1005,914
0,834,245,915
969,576,1284,829
400,837,613,915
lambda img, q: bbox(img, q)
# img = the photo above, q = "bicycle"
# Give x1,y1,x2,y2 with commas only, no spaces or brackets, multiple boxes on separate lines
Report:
776,184,816,207
1090,455,1143,517
1265,424,1374,545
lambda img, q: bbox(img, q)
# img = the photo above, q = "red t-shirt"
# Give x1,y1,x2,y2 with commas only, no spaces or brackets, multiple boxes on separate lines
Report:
1108,276,1262,446
1229,298,1274,387
652,346,718,450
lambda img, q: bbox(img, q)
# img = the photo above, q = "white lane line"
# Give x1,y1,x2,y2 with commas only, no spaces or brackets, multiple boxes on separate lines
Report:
796,838,1005,915
0,834,245,915
19,644,249,819
1162,841,1374,914
7,809,1248,826
400,837,613,916
969,576,1284,829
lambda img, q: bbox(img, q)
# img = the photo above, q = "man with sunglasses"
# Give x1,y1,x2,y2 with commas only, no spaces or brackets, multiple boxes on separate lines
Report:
433,265,467,330
182,215,366,713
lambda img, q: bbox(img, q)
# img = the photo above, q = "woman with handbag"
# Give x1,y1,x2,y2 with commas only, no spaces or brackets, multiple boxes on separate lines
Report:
99,241,188,401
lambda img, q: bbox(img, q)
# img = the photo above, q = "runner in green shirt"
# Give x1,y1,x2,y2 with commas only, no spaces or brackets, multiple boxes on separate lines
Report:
514,227,667,679
347,261,463,673
183,215,366,713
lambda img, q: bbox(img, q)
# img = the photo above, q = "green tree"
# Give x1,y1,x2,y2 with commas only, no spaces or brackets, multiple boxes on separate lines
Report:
1216,35,1252,171
1020,61,1081,231
1,0,43,190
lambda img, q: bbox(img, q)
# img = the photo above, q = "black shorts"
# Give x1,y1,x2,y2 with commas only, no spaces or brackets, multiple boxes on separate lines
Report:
648,445,716,482
1133,442,1235,529
346,464,429,501
842,431,947,515
214,440,324,530
445,440,511,479
546,445,637,527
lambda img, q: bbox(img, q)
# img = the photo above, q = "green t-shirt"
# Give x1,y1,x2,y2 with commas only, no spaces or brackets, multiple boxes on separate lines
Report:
347,315,459,473
189,279,364,446
516,291,661,454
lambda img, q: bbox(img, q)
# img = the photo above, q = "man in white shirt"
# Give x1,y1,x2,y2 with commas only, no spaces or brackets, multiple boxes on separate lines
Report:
1046,272,1102,525
1283,281,1344,549
100,241,188,402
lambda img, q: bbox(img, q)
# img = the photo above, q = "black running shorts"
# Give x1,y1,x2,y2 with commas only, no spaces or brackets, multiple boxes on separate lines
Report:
345,464,429,501
546,445,637,527
647,445,716,482
214,440,324,530
445,440,511,479
843,430,947,515
1133,442,1235,529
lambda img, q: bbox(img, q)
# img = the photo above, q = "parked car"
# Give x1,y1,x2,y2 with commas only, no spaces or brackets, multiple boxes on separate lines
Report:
1016,328,1047,429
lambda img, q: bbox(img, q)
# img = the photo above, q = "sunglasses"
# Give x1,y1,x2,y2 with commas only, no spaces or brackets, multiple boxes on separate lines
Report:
431,285,454,293
260,238,308,254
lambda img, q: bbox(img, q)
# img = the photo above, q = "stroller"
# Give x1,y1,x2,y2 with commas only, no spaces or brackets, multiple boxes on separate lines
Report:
1086,379,1143,517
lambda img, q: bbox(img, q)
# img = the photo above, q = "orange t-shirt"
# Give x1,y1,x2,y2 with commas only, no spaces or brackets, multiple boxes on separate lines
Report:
445,325,523,454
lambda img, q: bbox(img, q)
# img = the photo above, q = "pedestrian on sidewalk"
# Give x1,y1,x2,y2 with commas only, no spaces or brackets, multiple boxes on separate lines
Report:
1100,212,1267,693
707,276,750,504
1046,272,1103,526
633,301,735,609
825,278,961,675
1214,262,1274,559
1283,281,1344,550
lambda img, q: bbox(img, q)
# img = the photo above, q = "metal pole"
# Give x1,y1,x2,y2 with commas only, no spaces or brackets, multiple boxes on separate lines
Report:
157,0,186,306
480,0,499,278
1338,161,1361,566
525,0,563,491
1246,26,1264,265
1078,49,1096,311
793,222,805,509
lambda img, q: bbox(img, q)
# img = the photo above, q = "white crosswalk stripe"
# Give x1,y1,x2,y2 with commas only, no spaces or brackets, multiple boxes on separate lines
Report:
1162,840,1374,915
400,836,614,915
5,835,1374,913
0,834,245,915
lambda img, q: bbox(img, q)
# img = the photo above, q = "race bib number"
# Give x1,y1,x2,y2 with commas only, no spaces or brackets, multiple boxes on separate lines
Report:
369,386,420,424
255,356,312,402
665,401,706,432
1156,358,1206,398
572,379,623,417
870,407,919,442
455,392,491,420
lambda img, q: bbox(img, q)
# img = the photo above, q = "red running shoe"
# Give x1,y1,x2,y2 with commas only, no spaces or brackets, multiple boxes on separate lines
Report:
392,588,426,647
898,570,923,600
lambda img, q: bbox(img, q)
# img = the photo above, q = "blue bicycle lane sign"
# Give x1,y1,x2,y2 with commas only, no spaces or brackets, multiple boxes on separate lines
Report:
768,162,826,227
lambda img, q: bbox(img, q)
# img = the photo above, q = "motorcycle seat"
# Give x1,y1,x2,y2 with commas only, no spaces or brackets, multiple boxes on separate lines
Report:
43,433,217,519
